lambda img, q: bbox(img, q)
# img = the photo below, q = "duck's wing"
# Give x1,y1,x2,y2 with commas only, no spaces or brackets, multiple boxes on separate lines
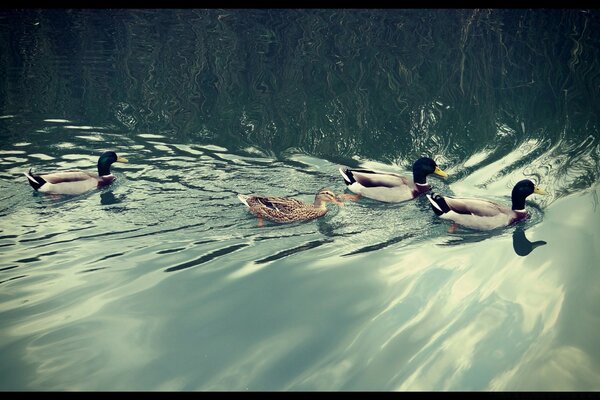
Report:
240,195,297,211
342,169,409,188
253,196,305,213
40,170,99,184
443,196,508,217
243,195,315,223
33,170,104,194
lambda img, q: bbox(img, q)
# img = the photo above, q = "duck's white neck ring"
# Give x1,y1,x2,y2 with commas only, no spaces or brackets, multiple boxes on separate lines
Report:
513,208,526,213
415,182,429,187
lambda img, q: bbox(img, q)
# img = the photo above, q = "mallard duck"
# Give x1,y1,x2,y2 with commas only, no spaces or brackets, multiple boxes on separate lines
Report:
238,188,343,226
338,157,448,203
426,179,547,231
24,151,128,195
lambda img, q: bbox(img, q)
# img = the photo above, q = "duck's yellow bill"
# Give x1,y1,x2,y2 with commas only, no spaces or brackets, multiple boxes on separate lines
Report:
434,166,448,178
332,198,344,207
534,186,547,195
117,156,129,163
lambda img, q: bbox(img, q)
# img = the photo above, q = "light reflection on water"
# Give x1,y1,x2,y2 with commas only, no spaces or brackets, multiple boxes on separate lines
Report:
0,122,598,390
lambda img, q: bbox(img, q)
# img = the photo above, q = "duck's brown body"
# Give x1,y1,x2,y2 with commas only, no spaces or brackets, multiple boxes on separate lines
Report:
238,188,341,226
239,195,328,223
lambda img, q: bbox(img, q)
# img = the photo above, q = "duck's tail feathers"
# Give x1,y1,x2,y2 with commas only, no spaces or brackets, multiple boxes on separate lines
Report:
24,169,45,191
339,167,355,185
426,192,450,216
237,194,250,207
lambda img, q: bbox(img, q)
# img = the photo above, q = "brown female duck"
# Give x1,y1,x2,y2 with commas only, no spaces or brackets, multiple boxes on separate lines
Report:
238,188,343,226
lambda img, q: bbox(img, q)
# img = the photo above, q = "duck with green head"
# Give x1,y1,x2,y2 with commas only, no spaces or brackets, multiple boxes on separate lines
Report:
338,157,448,203
24,151,128,195
426,179,547,231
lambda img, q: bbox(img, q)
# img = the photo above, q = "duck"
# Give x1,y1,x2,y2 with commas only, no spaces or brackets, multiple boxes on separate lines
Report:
338,157,448,203
426,179,547,231
237,187,343,227
24,151,128,195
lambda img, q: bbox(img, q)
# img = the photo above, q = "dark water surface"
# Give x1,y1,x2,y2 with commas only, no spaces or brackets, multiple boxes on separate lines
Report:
0,9,599,391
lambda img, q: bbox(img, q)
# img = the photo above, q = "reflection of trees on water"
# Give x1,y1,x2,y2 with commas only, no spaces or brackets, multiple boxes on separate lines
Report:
2,10,597,163
2,9,598,201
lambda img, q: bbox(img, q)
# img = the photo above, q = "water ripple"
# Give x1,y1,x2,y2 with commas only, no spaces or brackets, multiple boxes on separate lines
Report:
254,239,332,264
164,243,249,273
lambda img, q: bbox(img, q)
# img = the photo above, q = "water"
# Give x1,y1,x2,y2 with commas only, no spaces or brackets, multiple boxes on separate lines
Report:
0,9,599,391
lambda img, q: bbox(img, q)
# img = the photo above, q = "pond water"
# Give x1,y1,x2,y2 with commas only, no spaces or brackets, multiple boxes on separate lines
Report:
0,9,599,391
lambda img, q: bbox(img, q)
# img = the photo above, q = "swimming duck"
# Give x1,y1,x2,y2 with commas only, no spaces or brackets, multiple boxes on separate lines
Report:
426,179,547,231
24,151,128,195
338,157,448,203
238,188,343,227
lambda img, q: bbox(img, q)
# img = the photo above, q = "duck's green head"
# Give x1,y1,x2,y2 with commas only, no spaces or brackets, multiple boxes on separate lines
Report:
98,151,128,176
511,179,547,210
413,157,448,184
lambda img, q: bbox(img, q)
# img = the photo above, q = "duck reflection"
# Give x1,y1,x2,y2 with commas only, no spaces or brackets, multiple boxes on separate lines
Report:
438,225,547,257
512,226,547,256
100,190,121,205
